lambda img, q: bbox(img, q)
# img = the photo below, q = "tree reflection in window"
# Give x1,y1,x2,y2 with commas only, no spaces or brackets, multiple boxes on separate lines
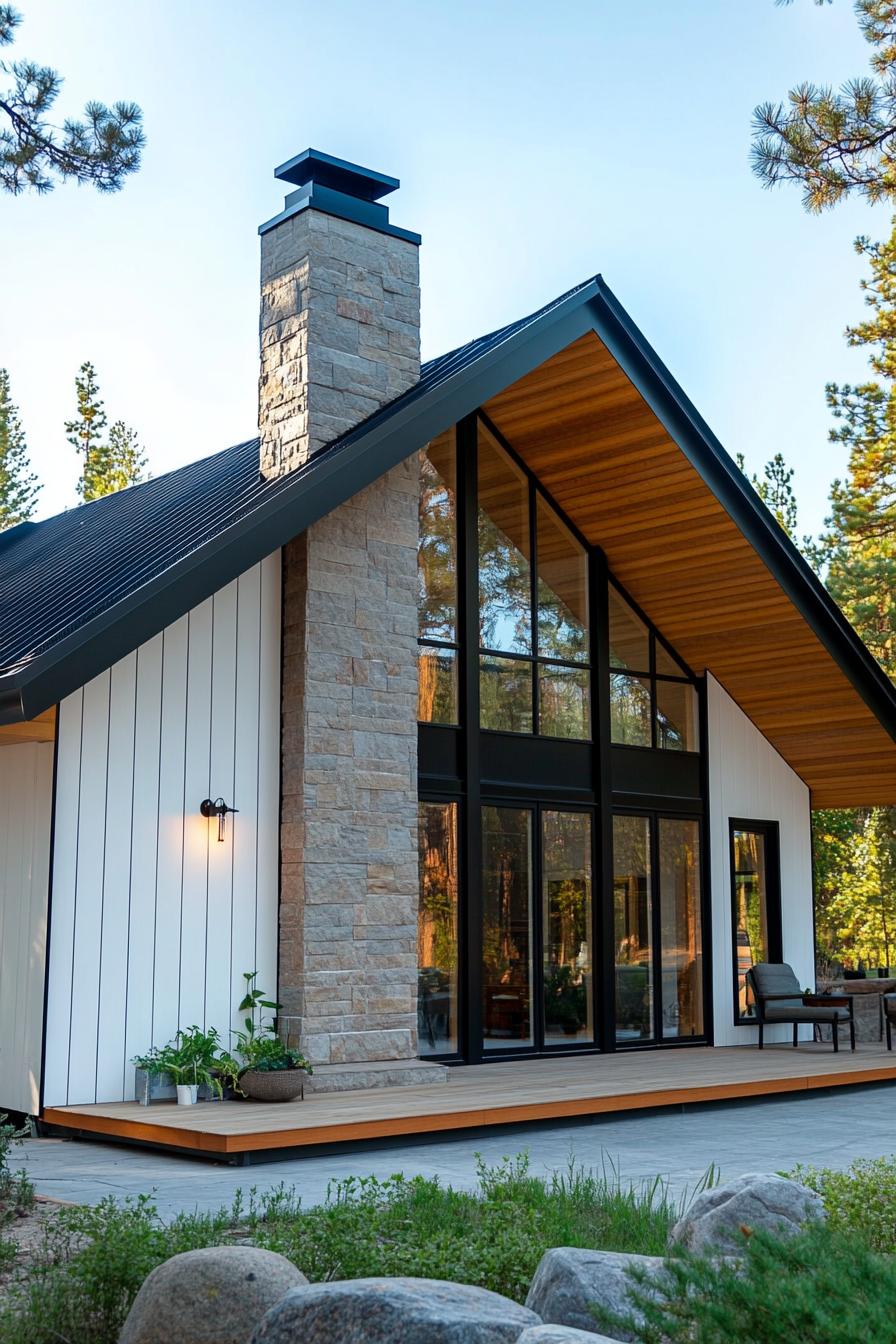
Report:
608,582,699,752
417,801,459,1055
418,430,458,724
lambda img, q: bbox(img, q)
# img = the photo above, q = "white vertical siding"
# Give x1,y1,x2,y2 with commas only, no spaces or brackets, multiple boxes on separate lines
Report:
707,673,815,1047
44,554,281,1106
0,741,54,1114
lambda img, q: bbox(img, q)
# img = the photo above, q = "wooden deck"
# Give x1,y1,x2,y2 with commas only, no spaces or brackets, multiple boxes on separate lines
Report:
42,1043,896,1159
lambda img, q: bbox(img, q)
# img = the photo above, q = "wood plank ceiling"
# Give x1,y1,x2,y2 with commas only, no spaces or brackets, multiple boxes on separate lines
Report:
0,706,55,745
484,332,896,808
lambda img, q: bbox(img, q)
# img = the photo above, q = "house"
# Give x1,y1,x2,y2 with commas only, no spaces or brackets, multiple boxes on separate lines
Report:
2,149,896,1120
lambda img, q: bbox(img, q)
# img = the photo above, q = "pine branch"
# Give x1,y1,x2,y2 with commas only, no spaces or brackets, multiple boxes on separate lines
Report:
0,8,144,194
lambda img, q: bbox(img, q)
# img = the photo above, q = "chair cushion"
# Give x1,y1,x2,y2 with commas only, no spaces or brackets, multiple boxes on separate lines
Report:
750,962,802,998
763,1004,851,1023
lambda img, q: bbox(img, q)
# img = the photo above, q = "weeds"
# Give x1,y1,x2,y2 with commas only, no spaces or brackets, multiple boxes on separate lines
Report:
0,1150,693,1344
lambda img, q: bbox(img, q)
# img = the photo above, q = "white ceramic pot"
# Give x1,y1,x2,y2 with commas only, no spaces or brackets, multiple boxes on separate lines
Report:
176,1084,199,1106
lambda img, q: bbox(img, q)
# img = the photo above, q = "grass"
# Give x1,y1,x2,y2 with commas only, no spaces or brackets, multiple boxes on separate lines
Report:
0,1115,35,1273
0,1151,703,1344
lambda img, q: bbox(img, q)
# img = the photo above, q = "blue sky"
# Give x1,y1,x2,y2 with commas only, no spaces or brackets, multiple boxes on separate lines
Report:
1,0,888,532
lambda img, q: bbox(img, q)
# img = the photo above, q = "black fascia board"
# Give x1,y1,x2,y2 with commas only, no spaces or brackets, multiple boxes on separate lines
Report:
6,270,896,749
590,276,896,745
0,280,600,723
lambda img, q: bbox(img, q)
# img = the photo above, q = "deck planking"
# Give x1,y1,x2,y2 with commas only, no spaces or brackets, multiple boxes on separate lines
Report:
42,1043,896,1157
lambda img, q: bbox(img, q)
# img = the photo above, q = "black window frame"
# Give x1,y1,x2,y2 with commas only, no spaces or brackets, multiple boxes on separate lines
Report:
729,818,783,1027
607,577,701,754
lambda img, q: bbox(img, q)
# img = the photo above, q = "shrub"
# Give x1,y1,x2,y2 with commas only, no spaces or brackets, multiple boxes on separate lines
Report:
595,1220,896,1344
790,1154,896,1252
0,1194,232,1344
247,1153,687,1303
0,1152,687,1342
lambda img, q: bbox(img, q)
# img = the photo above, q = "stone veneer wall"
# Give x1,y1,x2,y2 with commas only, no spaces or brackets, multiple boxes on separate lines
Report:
279,455,421,1065
259,209,420,478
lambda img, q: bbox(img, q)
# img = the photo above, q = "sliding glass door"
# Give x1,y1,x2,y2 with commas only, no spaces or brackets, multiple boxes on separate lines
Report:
612,811,705,1044
543,810,594,1045
481,803,594,1053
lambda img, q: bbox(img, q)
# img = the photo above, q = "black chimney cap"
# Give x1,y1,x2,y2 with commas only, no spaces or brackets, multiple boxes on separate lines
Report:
274,149,399,202
260,147,419,244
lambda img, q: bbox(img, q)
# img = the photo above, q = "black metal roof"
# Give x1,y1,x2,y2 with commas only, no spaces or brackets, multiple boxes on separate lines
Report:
2,271,896,756
0,277,598,719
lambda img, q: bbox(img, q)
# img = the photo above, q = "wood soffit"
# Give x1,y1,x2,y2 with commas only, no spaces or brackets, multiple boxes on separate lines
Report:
483,332,896,808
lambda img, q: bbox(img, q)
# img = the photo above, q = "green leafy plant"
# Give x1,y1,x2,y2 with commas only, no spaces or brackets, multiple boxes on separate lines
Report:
0,1153,712,1343
232,972,312,1077
791,1154,896,1252
595,1220,896,1343
132,1027,231,1097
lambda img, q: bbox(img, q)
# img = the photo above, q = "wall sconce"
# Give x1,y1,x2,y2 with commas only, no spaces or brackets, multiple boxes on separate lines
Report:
200,797,238,842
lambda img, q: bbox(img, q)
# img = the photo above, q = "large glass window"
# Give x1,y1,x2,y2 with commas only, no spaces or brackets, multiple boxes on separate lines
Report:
478,427,532,655
542,811,594,1045
418,430,458,724
608,583,699,752
417,801,460,1055
613,815,654,1042
731,822,782,1024
482,805,533,1050
659,818,704,1039
478,423,591,739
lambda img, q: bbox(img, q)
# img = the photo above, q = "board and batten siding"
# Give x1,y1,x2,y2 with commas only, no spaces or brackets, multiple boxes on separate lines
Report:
707,672,815,1047
0,741,54,1113
43,554,281,1107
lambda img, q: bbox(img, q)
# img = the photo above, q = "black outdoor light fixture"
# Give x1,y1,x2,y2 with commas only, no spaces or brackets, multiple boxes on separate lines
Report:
200,797,238,842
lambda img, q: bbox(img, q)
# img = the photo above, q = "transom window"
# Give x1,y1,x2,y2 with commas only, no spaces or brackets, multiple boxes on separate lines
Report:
608,582,699,752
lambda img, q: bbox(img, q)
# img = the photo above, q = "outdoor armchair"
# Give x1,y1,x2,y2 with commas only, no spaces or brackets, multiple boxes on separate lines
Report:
884,993,896,1050
746,962,855,1052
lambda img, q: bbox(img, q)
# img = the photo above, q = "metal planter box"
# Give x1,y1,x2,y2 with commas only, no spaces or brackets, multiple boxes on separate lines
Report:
135,1070,219,1105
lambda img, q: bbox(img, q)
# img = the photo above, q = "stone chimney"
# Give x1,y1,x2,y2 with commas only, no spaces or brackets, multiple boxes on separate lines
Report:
259,152,440,1087
259,149,421,477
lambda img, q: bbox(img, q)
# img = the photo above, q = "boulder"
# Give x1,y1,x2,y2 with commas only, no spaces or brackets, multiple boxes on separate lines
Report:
119,1245,307,1344
669,1172,826,1254
248,1276,541,1343
517,1327,621,1342
525,1248,664,1342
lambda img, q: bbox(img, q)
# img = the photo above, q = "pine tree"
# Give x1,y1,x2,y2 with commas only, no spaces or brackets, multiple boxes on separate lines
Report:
65,362,108,501
736,451,801,537
65,362,146,502
0,5,144,195
0,366,38,528
752,1,896,211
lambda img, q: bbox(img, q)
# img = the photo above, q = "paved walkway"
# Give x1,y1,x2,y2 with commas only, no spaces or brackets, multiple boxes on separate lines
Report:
16,1083,895,1218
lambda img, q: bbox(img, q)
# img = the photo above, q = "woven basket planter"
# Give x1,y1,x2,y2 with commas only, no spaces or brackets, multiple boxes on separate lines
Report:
239,1068,306,1102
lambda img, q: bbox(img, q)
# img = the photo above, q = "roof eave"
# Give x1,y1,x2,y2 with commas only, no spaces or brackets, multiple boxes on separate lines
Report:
0,279,602,724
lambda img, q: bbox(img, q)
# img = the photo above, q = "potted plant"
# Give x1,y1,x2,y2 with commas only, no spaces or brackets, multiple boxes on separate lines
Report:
544,964,587,1037
133,1047,176,1106
133,1026,227,1106
232,972,312,1102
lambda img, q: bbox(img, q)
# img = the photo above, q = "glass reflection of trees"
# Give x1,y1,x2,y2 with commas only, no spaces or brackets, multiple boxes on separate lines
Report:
478,424,591,739
608,583,699,752
542,810,593,1044
417,801,459,1054
482,806,533,1049
660,819,703,1039
418,431,458,724
613,815,654,1041
733,828,769,1020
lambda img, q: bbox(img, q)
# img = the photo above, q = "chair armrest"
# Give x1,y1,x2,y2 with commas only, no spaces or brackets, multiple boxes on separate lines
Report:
803,994,853,1016
757,991,807,1001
